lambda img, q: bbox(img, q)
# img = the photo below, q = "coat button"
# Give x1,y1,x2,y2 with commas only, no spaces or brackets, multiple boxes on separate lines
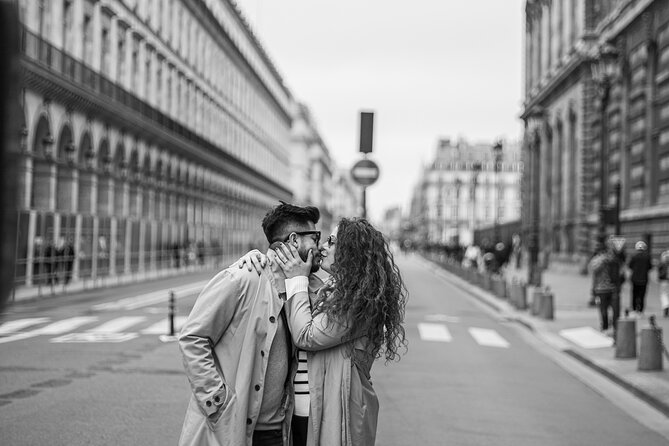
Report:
214,396,220,403
269,316,276,323
206,400,212,407
255,384,260,391
246,418,252,425
260,350,265,357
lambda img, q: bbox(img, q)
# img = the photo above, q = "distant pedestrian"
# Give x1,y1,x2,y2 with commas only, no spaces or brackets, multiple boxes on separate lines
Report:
64,238,75,284
627,241,653,315
589,240,619,338
658,250,669,318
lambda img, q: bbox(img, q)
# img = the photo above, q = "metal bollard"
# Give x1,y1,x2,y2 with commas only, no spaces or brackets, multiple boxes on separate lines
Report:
516,281,528,310
615,310,637,359
638,315,663,371
169,290,176,336
538,287,554,320
530,287,543,316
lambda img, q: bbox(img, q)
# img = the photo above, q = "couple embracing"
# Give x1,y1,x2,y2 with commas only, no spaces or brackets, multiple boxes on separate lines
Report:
177,201,408,446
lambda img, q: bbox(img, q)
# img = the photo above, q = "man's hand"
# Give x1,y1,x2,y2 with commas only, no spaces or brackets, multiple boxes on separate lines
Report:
275,243,312,278
238,249,269,275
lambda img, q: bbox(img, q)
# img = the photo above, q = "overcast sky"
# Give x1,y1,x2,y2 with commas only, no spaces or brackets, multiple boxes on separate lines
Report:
235,0,525,222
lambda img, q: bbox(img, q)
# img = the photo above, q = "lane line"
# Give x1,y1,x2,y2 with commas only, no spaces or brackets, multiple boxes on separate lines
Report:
86,316,147,333
468,327,510,348
417,323,452,342
0,318,51,334
140,316,187,334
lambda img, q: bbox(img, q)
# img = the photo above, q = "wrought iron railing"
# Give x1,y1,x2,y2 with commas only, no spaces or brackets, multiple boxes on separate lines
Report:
20,27,289,195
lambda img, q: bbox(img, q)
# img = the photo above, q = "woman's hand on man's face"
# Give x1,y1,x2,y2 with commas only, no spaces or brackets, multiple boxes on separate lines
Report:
275,243,313,278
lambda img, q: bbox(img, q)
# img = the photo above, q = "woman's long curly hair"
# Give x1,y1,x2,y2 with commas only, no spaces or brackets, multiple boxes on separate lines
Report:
315,217,408,362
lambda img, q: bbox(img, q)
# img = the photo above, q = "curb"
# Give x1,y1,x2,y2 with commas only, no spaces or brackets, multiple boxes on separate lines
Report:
561,349,669,418
424,256,669,419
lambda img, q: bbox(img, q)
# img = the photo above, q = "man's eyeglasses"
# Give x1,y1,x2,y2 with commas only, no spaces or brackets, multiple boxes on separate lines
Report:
284,230,321,245
325,234,337,247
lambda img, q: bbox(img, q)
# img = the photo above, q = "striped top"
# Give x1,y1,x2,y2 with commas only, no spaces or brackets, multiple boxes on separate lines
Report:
293,349,310,417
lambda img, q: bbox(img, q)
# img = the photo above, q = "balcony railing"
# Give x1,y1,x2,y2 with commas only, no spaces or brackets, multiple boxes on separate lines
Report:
20,27,289,195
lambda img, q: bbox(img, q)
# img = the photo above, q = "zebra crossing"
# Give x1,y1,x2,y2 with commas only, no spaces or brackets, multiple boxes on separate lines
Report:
418,320,512,348
0,315,188,344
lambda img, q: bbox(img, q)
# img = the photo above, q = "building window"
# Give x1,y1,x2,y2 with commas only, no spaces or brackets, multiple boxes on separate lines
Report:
132,36,140,91
83,0,95,66
117,27,126,83
63,0,73,53
38,0,51,39
156,59,163,109
101,13,112,74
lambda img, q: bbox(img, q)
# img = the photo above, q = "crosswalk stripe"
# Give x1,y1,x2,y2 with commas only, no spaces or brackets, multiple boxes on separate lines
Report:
0,318,51,334
468,327,510,348
559,326,614,349
0,316,99,344
417,323,452,342
140,316,187,334
86,316,147,333
39,316,100,334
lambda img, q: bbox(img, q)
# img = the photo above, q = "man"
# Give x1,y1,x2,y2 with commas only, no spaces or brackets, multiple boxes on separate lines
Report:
628,240,653,315
178,202,323,446
589,239,619,339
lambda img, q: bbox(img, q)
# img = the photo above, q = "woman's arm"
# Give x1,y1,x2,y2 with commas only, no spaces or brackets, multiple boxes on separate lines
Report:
284,286,352,351
277,243,352,350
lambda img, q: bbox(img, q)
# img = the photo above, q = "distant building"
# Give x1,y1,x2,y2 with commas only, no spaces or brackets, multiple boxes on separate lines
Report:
290,102,336,231
409,138,522,247
330,168,362,228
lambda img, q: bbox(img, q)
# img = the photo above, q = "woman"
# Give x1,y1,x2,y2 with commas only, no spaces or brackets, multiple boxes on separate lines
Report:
245,217,407,445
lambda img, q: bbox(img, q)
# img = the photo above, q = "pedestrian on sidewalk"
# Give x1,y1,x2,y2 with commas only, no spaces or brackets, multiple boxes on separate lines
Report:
658,250,669,318
627,240,653,315
177,202,323,446
589,240,619,338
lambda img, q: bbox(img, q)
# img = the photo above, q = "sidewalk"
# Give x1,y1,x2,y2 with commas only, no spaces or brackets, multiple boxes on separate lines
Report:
426,254,669,418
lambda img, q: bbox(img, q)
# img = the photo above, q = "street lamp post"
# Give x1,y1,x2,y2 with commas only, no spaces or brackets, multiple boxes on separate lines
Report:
470,162,482,245
455,177,462,245
590,42,619,247
492,140,503,244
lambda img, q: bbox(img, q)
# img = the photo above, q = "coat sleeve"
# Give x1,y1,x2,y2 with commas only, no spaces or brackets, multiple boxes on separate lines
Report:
178,269,243,417
284,290,353,351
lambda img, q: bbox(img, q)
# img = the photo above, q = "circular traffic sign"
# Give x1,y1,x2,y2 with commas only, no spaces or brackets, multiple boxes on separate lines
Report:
351,158,380,186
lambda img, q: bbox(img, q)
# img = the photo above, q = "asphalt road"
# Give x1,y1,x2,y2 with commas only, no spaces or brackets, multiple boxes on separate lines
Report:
0,257,668,445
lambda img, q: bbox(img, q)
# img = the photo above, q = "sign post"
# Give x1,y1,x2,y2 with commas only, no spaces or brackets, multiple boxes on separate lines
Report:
350,159,380,218
351,111,380,218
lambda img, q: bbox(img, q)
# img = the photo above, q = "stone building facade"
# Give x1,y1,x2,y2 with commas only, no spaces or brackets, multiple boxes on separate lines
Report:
521,0,669,265
409,138,523,247
15,0,295,295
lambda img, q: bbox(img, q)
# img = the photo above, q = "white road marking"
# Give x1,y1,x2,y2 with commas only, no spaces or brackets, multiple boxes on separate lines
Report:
140,316,187,334
92,281,207,311
468,327,510,348
0,316,99,344
0,318,51,334
424,314,461,323
417,323,452,342
50,332,139,343
559,326,614,349
86,316,146,333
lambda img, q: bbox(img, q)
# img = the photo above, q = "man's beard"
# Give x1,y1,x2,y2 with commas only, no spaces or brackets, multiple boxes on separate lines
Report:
298,247,321,273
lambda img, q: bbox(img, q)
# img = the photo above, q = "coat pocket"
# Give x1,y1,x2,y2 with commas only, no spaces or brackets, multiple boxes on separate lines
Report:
209,387,237,432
